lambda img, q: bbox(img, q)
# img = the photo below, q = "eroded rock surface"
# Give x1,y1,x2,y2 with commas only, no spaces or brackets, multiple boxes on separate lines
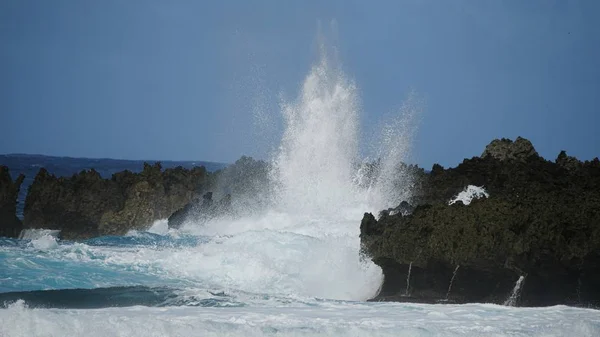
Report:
23,163,210,240
361,137,600,307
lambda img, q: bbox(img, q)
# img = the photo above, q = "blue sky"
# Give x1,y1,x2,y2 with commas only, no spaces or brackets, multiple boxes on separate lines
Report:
1,0,598,168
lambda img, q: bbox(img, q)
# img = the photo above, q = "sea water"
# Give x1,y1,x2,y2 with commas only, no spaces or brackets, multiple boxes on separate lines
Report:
1,41,599,337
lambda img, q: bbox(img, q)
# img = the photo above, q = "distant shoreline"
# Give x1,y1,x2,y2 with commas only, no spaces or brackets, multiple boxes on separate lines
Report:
0,153,230,166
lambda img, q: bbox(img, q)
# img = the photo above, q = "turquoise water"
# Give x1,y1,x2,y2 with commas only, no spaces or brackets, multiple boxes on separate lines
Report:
2,226,600,337
0,232,204,295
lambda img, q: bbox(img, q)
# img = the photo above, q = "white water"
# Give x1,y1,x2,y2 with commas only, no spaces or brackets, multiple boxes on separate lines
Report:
28,235,59,250
449,185,489,205
3,300,599,337
274,49,362,214
18,229,61,240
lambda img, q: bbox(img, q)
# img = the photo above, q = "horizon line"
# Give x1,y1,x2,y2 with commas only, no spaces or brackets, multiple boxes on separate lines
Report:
0,152,231,165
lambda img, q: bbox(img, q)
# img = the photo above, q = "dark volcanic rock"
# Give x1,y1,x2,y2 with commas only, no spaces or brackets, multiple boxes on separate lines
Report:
361,137,600,307
481,136,538,162
0,166,25,238
22,155,270,238
23,163,211,240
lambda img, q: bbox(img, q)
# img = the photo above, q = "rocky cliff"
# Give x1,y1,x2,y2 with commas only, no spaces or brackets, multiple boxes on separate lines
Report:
23,163,211,240
360,137,600,307
0,166,25,238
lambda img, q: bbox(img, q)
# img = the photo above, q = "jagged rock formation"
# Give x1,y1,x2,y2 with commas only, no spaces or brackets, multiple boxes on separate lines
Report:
481,136,538,162
0,166,25,238
361,137,600,307
20,156,270,239
23,163,211,240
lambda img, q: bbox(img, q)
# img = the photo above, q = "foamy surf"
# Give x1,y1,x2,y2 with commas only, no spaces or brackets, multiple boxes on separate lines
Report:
2,300,599,337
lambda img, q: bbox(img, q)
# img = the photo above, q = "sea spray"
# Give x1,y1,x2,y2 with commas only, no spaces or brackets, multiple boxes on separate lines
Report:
449,185,489,206
368,90,422,209
177,37,422,301
272,44,361,214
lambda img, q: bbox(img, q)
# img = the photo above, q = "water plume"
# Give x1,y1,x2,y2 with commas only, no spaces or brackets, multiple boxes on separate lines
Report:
181,34,423,301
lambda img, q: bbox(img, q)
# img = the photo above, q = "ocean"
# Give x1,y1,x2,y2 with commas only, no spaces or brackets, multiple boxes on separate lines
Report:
1,225,599,337
1,45,599,337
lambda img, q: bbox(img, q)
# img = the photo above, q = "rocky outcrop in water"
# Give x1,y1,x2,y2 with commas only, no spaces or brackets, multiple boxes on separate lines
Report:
0,166,25,238
20,155,271,239
23,163,211,240
361,137,600,307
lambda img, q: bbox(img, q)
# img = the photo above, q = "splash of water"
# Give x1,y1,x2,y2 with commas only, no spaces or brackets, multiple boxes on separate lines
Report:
177,38,421,301
449,185,489,206
368,90,422,209
272,49,362,214
18,229,61,240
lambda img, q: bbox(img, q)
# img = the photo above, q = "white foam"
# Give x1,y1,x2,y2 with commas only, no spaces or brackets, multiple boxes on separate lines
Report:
126,219,171,236
146,219,169,235
29,235,59,250
1,302,599,337
77,213,381,301
449,185,489,206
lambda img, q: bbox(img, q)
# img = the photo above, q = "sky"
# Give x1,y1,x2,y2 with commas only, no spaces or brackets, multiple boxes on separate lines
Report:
1,0,598,169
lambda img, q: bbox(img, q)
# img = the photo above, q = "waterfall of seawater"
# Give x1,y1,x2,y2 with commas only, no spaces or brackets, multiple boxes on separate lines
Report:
504,276,526,306
404,262,413,296
445,265,460,300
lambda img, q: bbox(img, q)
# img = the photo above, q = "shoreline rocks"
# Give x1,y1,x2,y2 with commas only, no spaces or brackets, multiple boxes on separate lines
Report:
23,163,211,240
360,137,600,307
0,166,25,238
13,155,269,240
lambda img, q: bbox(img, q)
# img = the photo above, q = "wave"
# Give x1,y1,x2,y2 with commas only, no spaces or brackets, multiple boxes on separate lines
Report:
83,232,206,248
2,300,599,337
0,286,241,309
